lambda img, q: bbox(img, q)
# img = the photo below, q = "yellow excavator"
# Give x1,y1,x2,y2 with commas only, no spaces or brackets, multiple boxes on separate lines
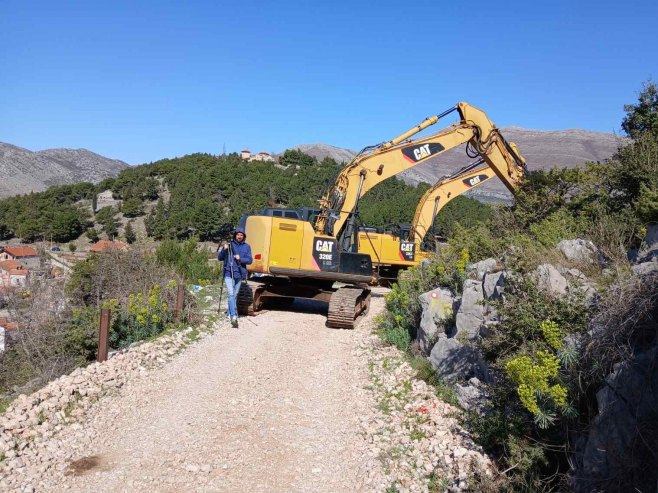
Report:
358,160,496,280
240,102,526,328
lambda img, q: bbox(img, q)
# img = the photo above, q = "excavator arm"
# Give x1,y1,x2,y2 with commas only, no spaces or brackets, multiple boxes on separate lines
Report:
407,161,495,245
314,102,526,250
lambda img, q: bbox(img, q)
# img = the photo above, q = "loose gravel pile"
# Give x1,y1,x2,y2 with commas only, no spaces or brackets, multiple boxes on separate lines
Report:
356,329,493,491
0,289,493,493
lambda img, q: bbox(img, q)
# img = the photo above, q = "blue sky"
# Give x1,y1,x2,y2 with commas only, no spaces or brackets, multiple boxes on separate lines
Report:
1,0,656,165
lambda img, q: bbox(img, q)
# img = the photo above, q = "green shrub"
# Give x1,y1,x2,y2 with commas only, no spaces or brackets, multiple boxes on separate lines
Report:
528,209,584,247
103,283,174,349
155,238,220,283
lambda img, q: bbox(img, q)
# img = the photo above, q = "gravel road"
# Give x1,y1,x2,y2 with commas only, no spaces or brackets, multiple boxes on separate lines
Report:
49,296,384,493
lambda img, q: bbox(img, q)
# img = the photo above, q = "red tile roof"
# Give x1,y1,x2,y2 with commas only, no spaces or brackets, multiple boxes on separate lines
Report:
90,240,127,253
3,246,38,258
9,269,28,276
241,149,251,153
0,318,18,330
0,260,22,271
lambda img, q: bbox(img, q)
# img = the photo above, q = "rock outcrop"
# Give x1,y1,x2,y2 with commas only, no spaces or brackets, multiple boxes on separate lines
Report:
557,239,600,264
575,346,658,493
417,287,456,355
535,264,568,295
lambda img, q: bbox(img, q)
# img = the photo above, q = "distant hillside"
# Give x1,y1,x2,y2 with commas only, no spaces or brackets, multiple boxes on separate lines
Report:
0,143,128,199
286,127,625,202
283,143,357,164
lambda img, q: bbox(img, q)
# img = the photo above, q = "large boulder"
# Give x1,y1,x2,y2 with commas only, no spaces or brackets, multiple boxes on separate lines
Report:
429,335,488,383
535,264,568,296
417,287,456,355
483,271,507,301
557,239,600,264
454,279,485,340
469,258,497,281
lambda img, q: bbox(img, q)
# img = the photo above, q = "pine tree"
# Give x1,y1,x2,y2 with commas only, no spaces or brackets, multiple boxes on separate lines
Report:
124,221,137,244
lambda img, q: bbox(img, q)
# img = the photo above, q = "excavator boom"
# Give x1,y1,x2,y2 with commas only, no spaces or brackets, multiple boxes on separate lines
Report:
315,102,525,251
408,162,495,244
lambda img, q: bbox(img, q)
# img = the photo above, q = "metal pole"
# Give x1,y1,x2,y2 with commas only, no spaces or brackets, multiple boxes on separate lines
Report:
97,308,110,363
174,283,184,323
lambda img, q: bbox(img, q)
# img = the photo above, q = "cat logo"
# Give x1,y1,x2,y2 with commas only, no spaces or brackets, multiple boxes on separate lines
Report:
401,143,445,163
414,144,431,160
315,240,334,253
463,174,490,188
399,241,416,261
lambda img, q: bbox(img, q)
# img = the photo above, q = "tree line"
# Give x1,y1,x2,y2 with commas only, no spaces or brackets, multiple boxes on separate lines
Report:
0,149,492,244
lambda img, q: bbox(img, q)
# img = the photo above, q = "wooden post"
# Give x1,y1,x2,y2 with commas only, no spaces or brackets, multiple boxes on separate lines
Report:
174,284,184,323
98,308,110,363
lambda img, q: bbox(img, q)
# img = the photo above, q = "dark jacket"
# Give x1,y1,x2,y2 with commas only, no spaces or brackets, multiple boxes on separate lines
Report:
218,228,252,280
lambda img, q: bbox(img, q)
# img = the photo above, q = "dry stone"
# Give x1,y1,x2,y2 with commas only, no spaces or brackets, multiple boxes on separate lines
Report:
535,264,568,296
454,279,484,340
482,271,506,301
417,287,456,354
645,222,658,249
429,336,488,383
469,258,497,281
557,239,600,264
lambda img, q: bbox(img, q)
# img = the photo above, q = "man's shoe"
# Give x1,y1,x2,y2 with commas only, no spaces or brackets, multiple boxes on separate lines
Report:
231,318,239,328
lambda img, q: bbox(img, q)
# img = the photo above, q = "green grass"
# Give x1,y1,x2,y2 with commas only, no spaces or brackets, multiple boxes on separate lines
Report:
410,428,427,441
195,284,222,311
428,472,449,492
0,397,12,414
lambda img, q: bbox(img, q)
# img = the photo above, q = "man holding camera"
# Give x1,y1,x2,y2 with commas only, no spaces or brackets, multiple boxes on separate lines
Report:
218,228,252,327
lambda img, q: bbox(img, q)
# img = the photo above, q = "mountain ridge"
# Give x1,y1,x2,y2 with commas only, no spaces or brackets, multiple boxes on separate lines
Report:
283,126,625,202
0,143,128,199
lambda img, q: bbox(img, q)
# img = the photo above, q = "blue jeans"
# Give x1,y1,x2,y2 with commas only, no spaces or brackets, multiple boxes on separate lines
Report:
224,277,242,319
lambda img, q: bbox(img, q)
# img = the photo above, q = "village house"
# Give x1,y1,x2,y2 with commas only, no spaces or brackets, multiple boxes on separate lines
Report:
0,260,30,289
0,245,40,269
240,149,276,163
90,240,128,253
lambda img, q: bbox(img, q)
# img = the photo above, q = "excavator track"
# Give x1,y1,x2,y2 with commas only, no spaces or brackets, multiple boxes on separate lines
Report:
237,283,266,316
326,286,371,329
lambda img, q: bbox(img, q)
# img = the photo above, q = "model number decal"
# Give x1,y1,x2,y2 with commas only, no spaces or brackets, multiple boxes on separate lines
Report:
313,237,338,271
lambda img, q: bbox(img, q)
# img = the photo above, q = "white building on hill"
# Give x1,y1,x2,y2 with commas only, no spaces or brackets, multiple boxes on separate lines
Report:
240,149,275,163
